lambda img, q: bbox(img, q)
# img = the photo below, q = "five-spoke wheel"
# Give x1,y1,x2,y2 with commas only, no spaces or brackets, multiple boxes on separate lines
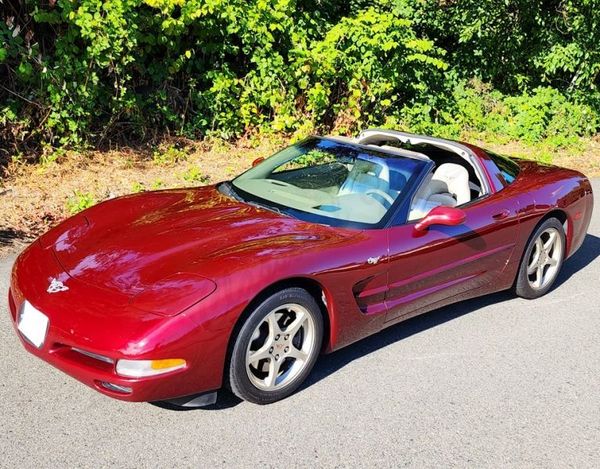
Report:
516,218,566,299
245,304,316,391
526,227,562,290
228,288,323,404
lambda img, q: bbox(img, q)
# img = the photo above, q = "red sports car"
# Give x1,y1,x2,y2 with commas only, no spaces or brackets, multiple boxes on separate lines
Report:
8,129,594,406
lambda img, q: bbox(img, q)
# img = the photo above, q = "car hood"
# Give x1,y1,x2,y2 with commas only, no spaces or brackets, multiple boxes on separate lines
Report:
42,186,354,298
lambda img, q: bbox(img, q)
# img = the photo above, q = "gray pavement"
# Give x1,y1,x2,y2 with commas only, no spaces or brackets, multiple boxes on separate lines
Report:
1,181,599,468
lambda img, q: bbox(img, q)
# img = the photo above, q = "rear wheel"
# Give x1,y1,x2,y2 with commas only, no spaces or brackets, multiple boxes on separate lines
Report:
228,288,323,404
515,218,565,299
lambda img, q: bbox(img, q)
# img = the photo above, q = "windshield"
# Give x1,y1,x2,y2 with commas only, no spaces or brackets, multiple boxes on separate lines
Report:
232,137,427,227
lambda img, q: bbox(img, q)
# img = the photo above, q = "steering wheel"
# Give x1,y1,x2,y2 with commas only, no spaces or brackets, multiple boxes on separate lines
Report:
365,189,395,208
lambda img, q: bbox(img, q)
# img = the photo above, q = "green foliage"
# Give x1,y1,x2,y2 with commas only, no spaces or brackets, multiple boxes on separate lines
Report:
399,80,598,148
180,165,209,184
151,179,164,189
294,7,448,133
537,0,600,92
1,0,599,155
131,181,146,193
152,145,188,166
294,150,337,168
410,0,600,95
66,191,96,214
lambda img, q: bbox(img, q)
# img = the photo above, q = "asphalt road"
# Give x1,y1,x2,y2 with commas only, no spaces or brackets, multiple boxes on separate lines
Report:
1,182,599,469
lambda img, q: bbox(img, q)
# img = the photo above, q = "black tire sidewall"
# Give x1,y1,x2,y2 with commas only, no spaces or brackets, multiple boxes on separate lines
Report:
515,218,566,299
228,287,324,404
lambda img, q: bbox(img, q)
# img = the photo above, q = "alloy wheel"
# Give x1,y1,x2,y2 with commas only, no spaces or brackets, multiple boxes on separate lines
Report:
245,303,316,391
526,227,563,290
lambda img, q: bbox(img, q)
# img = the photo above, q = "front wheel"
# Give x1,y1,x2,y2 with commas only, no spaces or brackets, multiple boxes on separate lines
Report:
515,218,566,299
228,288,323,404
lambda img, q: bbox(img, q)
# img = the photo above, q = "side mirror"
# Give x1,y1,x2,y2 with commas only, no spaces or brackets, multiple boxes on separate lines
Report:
252,157,265,167
414,206,466,232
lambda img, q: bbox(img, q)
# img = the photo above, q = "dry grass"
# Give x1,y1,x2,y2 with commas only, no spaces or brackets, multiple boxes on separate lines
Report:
1,134,599,258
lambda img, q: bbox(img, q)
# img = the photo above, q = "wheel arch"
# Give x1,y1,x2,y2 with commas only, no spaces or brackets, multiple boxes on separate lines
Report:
539,208,570,254
540,208,567,225
512,208,568,289
222,276,334,386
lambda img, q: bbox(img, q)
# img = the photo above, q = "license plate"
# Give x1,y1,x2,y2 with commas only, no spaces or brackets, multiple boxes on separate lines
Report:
17,301,49,348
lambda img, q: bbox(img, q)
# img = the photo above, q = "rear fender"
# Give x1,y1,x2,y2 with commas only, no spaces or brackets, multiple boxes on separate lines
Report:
519,167,592,258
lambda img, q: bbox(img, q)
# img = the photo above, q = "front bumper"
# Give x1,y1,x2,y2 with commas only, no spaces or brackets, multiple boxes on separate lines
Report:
7,242,226,403
8,289,208,402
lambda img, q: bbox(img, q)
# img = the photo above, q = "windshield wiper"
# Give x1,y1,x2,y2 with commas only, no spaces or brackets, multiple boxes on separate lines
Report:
220,181,289,217
247,200,285,216
218,181,244,202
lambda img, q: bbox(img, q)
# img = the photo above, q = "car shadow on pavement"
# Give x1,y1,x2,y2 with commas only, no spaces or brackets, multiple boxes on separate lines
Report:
553,233,600,289
302,290,515,392
152,234,600,411
150,392,243,411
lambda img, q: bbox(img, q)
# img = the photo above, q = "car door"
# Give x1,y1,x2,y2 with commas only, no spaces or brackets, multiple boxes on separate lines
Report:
384,193,520,323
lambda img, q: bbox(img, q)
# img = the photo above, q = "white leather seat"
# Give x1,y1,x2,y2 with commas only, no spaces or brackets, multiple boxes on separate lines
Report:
339,172,388,195
339,160,389,196
432,163,470,205
408,173,458,220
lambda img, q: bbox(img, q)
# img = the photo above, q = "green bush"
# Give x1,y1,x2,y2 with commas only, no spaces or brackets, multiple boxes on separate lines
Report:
0,0,599,157
294,7,448,133
398,80,599,148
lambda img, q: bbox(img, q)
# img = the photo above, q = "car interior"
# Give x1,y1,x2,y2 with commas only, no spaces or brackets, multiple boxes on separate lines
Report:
239,156,403,224
233,134,487,225
358,137,486,221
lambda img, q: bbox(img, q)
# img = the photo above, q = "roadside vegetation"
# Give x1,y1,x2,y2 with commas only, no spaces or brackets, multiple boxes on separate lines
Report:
1,0,600,251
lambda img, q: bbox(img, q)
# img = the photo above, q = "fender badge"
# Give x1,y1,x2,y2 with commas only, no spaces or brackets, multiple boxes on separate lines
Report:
47,278,69,293
367,256,381,265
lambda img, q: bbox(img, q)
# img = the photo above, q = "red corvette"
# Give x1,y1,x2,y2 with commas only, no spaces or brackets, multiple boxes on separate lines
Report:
8,129,594,406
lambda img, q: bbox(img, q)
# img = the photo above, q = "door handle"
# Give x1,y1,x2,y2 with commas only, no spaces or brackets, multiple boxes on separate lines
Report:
492,209,510,220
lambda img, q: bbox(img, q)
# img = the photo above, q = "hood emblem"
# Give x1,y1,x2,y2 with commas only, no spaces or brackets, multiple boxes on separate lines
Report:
47,278,69,293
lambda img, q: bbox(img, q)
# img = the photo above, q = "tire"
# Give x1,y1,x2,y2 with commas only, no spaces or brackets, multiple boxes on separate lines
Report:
515,217,566,299
228,287,324,404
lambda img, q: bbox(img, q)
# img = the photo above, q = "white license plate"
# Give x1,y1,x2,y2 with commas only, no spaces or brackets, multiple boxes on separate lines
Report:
17,301,49,348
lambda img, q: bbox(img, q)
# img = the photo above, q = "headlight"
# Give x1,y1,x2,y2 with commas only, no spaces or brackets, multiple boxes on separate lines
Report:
116,358,187,378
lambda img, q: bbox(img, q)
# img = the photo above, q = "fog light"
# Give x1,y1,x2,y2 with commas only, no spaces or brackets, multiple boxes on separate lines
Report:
99,382,132,394
115,358,186,378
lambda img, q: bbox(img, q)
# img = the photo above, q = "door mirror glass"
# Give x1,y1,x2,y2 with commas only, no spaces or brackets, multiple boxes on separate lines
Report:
414,206,466,232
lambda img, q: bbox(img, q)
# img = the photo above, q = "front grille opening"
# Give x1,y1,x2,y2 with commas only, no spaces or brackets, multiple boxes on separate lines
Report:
52,345,115,372
71,347,115,364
